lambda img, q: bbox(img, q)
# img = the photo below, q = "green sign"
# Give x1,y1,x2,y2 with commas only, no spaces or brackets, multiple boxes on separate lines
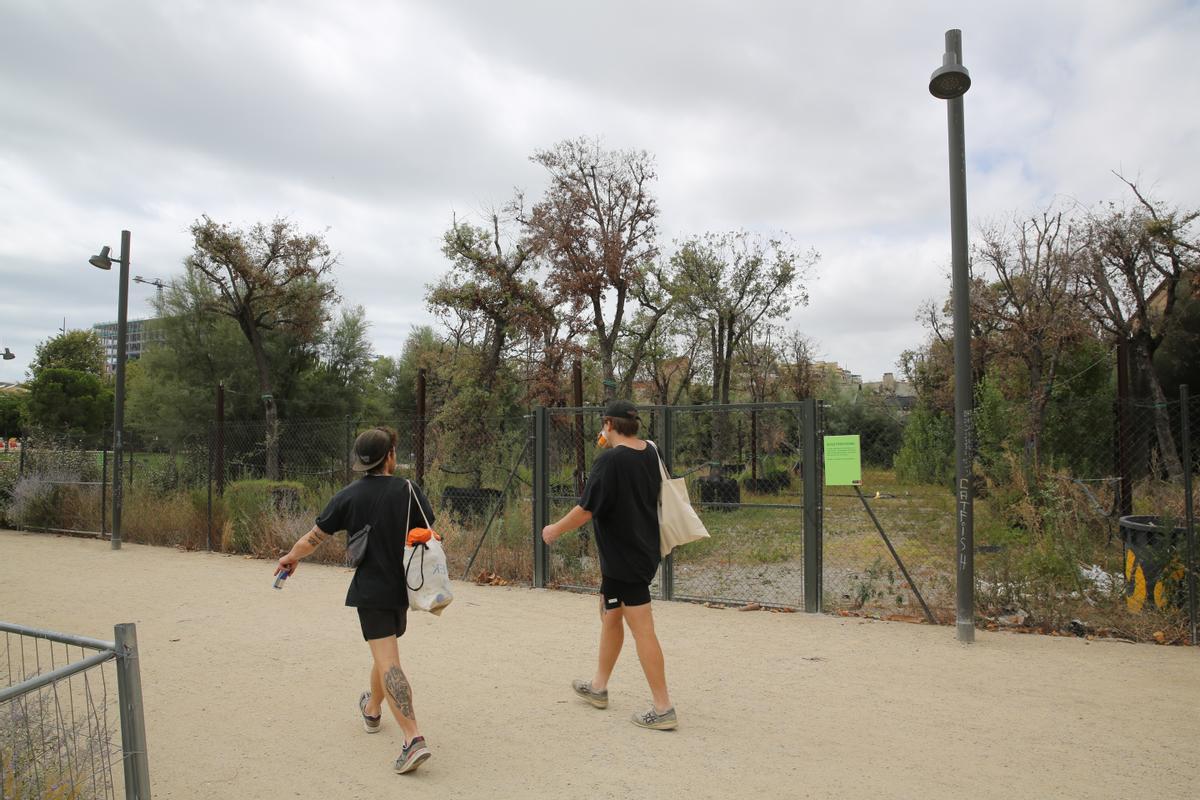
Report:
824,435,862,486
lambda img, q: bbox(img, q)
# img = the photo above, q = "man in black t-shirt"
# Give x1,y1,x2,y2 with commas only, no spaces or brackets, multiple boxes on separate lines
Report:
542,400,678,730
275,426,436,774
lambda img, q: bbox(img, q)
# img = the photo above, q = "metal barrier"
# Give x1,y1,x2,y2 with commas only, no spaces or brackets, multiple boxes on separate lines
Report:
1,621,151,799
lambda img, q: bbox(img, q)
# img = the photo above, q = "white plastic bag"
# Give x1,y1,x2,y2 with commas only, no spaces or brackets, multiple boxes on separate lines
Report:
402,480,453,615
404,536,453,615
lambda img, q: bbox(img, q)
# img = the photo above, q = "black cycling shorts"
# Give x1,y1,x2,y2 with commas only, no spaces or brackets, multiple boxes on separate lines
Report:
357,607,408,641
600,576,652,610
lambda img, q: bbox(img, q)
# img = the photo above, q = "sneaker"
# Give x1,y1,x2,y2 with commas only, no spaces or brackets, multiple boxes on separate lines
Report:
394,736,431,774
572,679,609,709
359,691,381,734
631,705,677,730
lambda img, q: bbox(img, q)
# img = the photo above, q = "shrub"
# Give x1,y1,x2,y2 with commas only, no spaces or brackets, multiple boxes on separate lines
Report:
121,488,215,550
0,459,19,525
6,475,64,529
224,480,306,553
894,403,953,485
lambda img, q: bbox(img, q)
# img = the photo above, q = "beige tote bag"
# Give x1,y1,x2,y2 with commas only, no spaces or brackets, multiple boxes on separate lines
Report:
646,441,710,558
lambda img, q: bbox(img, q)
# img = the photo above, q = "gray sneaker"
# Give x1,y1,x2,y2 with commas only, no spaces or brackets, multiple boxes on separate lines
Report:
572,679,609,709
359,691,381,734
394,736,431,774
631,705,677,730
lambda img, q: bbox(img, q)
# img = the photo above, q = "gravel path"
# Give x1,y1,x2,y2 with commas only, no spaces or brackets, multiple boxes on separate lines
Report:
2,529,1197,799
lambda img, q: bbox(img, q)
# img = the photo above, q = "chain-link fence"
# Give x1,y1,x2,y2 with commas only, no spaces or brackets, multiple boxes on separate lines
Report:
819,388,1199,641
1,622,150,799
540,403,814,608
4,388,1195,641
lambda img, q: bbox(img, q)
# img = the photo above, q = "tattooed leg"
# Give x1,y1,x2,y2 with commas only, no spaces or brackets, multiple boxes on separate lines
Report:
385,665,415,720
367,637,420,743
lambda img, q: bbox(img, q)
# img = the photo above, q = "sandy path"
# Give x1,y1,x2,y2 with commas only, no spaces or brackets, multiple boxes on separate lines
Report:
1,529,1197,800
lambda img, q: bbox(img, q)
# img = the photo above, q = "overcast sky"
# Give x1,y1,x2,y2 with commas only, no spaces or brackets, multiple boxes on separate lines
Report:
2,0,1197,388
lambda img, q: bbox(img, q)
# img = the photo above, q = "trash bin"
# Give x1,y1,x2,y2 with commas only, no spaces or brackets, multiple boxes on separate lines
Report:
1119,515,1187,612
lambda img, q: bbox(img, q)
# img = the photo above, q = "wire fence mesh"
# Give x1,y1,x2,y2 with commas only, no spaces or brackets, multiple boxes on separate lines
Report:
1,629,123,799
3,389,1195,639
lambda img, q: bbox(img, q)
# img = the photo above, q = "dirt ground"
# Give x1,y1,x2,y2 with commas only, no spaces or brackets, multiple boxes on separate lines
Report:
1,529,1197,800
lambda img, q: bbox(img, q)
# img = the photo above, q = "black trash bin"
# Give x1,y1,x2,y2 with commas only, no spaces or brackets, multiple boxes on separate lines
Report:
1119,515,1187,612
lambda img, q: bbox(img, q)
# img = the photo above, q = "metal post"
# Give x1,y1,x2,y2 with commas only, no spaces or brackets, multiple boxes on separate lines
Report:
802,399,822,612
215,382,225,497
931,30,975,642
344,415,352,484
661,405,676,600
1181,384,1197,646
751,408,759,484
415,368,427,487
1116,339,1134,516
532,406,550,588
573,361,586,495
114,623,152,799
111,230,130,550
101,439,109,536
18,435,25,477
206,422,214,552
657,407,676,599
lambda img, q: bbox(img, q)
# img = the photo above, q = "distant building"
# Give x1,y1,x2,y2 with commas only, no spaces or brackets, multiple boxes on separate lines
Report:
862,372,918,411
92,318,164,375
814,361,862,395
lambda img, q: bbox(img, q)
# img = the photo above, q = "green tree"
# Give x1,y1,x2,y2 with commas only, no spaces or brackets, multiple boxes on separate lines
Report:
671,231,817,464
894,403,954,485
26,368,112,437
30,330,104,378
186,216,339,479
0,391,27,439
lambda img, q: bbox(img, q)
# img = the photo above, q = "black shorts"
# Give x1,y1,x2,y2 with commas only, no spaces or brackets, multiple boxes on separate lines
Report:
357,607,408,641
600,576,652,610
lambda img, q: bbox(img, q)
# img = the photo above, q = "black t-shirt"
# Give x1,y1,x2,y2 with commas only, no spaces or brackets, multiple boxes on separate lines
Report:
579,442,662,584
315,475,435,609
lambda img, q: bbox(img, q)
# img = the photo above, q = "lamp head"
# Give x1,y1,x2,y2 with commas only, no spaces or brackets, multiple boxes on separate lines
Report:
929,59,971,100
2,348,14,361
89,245,113,271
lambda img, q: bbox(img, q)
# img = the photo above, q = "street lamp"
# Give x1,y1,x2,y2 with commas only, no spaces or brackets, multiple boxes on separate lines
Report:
929,29,975,643
89,230,131,551
2,348,14,361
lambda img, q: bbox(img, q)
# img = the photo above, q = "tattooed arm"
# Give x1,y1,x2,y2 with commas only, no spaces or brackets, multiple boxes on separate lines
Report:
276,526,330,576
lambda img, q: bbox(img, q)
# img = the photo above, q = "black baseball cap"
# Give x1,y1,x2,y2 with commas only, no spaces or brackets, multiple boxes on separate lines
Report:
603,399,640,421
352,428,393,472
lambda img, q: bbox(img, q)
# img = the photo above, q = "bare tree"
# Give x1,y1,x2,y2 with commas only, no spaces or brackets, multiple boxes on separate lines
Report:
738,325,781,404
672,231,817,465
777,329,819,401
974,207,1087,470
429,211,551,393
524,137,667,398
1078,178,1198,480
672,231,817,407
187,216,338,479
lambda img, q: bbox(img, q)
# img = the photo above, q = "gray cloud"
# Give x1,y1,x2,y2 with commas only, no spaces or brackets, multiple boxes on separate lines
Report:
1,0,1197,388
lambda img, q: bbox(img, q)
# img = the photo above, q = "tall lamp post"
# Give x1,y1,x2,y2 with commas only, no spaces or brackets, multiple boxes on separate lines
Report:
89,231,131,550
929,30,975,643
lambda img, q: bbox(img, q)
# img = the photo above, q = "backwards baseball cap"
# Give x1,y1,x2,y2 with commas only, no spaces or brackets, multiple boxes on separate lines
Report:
351,427,394,472
603,399,640,421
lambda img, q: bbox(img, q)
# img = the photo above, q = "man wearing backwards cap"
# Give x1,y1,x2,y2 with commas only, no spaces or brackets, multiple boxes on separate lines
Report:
276,426,438,774
542,399,677,730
